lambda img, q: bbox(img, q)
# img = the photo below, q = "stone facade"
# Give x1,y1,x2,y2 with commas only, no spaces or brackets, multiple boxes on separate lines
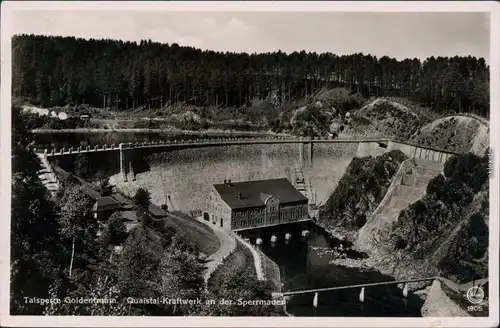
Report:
205,185,308,231
205,186,232,229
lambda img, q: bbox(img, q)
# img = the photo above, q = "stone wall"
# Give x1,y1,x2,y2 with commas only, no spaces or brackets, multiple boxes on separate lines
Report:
112,142,358,212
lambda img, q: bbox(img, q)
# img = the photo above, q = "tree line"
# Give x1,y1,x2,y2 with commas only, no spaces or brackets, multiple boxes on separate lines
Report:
12,34,490,118
11,106,282,316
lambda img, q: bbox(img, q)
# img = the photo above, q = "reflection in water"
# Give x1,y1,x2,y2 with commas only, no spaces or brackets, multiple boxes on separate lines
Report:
241,222,424,317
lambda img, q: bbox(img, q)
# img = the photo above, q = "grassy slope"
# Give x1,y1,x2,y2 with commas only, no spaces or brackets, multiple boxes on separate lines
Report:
207,241,257,291
165,212,220,256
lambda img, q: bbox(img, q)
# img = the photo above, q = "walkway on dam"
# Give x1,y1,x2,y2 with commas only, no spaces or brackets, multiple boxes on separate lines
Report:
193,215,236,283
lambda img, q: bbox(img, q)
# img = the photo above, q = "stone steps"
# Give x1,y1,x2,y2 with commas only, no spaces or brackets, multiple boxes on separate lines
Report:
36,154,59,196
356,158,442,251
393,185,425,202
401,174,433,188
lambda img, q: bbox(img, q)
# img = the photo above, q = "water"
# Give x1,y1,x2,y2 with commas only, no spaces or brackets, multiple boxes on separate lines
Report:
243,222,424,317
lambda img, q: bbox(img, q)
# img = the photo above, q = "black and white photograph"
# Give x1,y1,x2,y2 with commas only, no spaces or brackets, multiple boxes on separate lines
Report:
1,1,498,327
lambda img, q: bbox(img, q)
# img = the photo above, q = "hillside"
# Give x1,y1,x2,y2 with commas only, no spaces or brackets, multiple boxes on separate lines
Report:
348,98,426,140
319,148,489,288
334,151,490,290
318,150,407,241
386,153,489,282
344,98,489,154
411,115,489,156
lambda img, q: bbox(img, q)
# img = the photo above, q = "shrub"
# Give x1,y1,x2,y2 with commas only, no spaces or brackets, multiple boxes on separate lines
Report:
354,214,367,228
426,174,445,195
395,237,407,250
133,188,151,210
74,154,90,178
98,178,113,196
107,212,128,245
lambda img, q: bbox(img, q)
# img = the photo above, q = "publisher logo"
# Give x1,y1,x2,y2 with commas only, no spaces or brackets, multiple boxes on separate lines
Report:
466,286,484,304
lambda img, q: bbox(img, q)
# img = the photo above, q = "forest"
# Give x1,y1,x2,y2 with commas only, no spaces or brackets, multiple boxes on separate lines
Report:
12,34,490,118
11,105,282,316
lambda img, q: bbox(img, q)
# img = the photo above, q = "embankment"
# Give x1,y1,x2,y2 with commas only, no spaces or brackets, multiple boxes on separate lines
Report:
420,280,470,317
412,115,489,156
111,142,358,211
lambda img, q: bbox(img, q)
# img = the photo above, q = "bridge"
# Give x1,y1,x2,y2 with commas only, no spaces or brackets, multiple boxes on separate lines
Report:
273,277,438,305
36,135,459,182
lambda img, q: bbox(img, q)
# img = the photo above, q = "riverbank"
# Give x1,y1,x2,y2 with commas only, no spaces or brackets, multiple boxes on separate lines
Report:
314,221,482,317
317,222,437,294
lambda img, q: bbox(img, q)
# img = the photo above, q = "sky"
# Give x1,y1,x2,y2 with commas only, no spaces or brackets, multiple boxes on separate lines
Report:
11,10,491,63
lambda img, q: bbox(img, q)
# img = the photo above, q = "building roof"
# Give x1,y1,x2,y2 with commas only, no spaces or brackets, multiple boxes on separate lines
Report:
213,178,308,210
93,196,122,212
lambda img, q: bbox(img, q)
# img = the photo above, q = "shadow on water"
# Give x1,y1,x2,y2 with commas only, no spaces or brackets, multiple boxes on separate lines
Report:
240,221,424,317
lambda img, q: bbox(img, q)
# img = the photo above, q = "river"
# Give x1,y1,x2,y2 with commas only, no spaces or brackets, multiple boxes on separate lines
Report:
243,222,424,317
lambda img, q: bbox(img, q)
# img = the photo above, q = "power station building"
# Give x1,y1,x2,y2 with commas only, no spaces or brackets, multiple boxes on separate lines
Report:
204,178,309,231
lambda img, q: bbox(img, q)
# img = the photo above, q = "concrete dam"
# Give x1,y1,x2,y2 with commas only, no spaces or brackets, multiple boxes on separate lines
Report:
107,138,455,213
111,141,359,212
43,136,457,213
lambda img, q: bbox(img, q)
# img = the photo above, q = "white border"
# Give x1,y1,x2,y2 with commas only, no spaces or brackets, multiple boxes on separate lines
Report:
0,1,498,327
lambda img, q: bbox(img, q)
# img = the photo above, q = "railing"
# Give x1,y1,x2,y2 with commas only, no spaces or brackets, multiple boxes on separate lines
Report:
39,135,460,158
280,277,437,296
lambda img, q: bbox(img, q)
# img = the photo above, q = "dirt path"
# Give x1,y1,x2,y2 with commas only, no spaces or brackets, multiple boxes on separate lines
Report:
193,216,236,283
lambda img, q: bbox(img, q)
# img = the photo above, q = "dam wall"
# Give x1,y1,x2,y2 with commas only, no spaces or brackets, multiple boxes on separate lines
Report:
387,141,456,164
47,137,457,213
111,142,358,212
355,141,389,158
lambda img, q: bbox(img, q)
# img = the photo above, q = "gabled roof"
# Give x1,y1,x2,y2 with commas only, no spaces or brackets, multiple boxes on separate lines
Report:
93,196,122,212
213,178,308,210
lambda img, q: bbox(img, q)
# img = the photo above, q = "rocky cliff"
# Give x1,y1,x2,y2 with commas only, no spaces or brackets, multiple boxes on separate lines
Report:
322,151,489,301
318,150,407,241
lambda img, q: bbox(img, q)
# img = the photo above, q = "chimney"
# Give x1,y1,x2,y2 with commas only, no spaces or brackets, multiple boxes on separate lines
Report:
224,179,227,184
236,192,243,199
228,179,231,184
